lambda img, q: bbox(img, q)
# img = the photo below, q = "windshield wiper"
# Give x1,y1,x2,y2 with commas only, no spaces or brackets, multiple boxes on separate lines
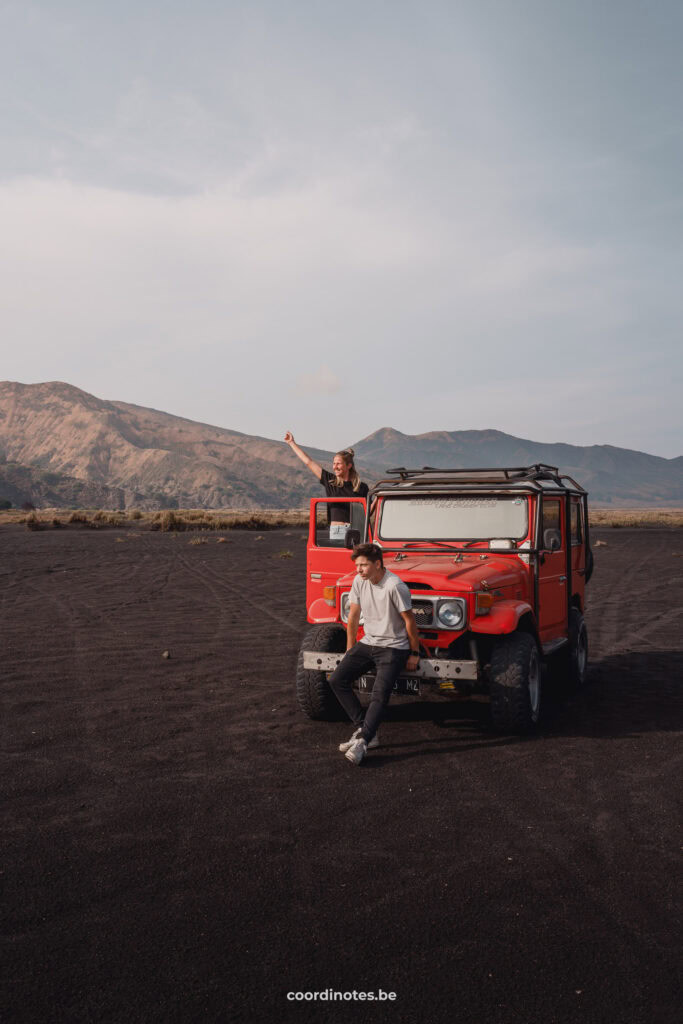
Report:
402,540,465,551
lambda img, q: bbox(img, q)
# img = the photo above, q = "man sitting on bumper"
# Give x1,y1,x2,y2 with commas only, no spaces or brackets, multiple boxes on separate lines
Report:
330,543,420,765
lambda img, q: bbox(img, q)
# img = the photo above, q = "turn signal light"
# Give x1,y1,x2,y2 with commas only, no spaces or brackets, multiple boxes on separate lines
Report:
323,586,336,607
476,592,495,616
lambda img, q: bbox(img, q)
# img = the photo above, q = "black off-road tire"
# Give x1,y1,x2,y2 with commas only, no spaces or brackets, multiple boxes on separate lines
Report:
489,632,542,734
296,624,347,720
557,608,588,690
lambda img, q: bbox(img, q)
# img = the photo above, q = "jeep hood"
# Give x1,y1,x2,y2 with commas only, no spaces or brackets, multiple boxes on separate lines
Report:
338,555,525,592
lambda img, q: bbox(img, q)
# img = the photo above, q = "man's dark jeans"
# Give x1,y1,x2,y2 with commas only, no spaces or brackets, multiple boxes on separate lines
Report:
329,642,410,743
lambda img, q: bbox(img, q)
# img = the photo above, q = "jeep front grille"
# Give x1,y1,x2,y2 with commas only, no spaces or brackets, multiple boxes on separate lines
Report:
412,600,434,626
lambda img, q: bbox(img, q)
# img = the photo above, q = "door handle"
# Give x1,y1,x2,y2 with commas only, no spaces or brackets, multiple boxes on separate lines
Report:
559,575,567,583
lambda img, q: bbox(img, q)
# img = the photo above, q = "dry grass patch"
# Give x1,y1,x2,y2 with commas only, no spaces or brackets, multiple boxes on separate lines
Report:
146,510,306,531
589,508,683,528
93,510,126,526
0,509,27,525
1,506,309,530
151,511,184,532
188,537,208,546
25,511,45,531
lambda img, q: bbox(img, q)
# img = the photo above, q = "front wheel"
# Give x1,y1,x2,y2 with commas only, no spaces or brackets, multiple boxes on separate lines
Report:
296,624,346,720
489,632,542,733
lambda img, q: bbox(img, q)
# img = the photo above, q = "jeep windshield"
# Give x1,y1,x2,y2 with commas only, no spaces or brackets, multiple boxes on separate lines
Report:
377,495,528,542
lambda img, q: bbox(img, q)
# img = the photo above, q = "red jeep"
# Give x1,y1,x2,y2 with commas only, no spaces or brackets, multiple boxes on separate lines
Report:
296,465,593,733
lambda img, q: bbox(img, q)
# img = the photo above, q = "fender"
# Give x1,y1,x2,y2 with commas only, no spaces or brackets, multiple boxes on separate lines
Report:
470,599,536,635
308,597,341,624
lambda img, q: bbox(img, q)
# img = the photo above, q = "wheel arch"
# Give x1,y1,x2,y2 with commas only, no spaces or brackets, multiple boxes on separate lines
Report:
470,600,537,639
516,610,539,642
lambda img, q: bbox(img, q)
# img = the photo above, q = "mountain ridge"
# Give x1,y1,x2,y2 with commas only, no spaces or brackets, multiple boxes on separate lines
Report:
0,382,681,509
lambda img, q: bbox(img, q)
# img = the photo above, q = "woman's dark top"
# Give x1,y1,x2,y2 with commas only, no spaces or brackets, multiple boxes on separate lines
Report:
319,469,369,522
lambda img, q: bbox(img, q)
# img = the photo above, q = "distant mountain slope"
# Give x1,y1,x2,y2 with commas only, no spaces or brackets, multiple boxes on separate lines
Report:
0,382,680,508
0,381,341,509
354,428,683,505
0,460,134,510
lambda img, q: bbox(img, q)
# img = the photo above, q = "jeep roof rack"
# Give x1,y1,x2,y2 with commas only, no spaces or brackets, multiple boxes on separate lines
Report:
371,464,586,495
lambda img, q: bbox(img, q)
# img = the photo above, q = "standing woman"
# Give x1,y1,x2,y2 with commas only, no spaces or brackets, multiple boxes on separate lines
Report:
284,431,369,538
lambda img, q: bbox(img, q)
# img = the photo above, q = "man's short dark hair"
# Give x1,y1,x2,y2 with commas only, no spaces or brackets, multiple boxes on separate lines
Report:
351,542,383,565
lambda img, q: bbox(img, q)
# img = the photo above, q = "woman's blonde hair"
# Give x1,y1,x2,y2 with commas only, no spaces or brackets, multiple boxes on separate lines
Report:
333,448,362,492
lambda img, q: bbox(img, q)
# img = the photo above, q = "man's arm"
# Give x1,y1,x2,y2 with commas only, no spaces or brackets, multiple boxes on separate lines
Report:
284,431,324,480
346,603,361,649
400,610,420,672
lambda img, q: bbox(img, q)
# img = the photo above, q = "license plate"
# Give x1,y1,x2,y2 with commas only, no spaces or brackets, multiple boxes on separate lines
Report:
357,676,421,696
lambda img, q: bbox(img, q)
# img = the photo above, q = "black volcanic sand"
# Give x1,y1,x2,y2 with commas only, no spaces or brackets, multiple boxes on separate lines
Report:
1,527,681,1024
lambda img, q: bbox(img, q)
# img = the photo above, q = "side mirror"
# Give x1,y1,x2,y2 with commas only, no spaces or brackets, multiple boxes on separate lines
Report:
345,529,361,550
543,528,561,552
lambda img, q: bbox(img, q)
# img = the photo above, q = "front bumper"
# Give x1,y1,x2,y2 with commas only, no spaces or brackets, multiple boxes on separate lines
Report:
302,650,479,682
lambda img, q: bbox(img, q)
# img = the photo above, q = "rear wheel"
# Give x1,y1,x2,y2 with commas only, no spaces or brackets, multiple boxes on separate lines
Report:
296,624,346,720
489,632,542,733
558,608,588,689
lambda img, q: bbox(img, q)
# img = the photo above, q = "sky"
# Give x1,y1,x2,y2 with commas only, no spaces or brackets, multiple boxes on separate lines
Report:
1,0,682,458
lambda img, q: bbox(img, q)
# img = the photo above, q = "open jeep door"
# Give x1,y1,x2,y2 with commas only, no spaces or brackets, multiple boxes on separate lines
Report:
306,497,366,623
536,495,569,642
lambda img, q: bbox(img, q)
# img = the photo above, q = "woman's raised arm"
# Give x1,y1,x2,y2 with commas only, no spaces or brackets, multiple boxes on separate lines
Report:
284,431,324,480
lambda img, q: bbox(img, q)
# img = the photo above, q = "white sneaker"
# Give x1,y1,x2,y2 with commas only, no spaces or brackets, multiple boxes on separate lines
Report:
339,727,379,753
344,737,367,766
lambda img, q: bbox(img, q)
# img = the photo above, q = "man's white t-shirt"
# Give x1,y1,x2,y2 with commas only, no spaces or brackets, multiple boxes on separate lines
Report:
350,568,412,649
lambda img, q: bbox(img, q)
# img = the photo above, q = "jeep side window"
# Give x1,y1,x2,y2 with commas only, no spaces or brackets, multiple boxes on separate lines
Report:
315,503,330,534
570,501,582,545
315,501,365,547
541,498,563,551
348,501,365,538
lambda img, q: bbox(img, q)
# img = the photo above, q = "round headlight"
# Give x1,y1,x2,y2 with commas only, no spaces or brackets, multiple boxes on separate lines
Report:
436,600,465,629
340,592,363,625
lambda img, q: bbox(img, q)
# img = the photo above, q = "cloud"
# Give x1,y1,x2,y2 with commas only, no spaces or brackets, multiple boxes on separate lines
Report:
0,161,679,455
294,367,344,397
